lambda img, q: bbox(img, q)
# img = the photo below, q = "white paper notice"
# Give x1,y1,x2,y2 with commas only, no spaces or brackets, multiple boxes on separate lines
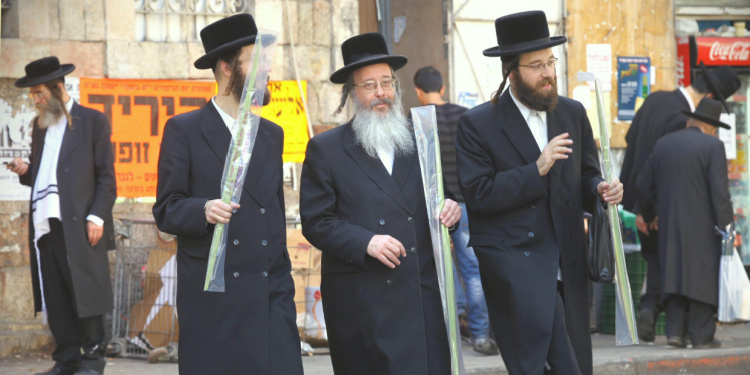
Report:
719,113,737,160
586,44,613,91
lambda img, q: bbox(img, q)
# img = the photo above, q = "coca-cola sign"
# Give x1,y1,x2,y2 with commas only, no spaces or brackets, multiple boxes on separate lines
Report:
696,37,750,66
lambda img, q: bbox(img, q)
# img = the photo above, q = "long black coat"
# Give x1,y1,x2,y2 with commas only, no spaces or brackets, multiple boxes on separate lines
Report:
634,127,733,306
20,102,116,318
620,89,690,212
300,123,451,375
455,91,603,375
152,103,302,375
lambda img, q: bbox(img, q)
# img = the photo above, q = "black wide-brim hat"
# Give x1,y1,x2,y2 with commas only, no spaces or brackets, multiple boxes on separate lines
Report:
194,13,262,70
330,33,408,84
483,10,567,57
682,97,731,129
698,62,741,113
15,56,75,88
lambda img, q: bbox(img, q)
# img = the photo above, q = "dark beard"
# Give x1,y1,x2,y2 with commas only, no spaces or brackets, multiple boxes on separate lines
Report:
513,74,558,112
37,95,66,129
230,63,246,102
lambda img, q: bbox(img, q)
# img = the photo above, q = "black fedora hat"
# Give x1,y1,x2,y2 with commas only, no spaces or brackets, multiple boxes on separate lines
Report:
194,13,261,70
330,33,408,84
15,56,75,88
483,11,567,57
682,98,731,129
697,62,741,113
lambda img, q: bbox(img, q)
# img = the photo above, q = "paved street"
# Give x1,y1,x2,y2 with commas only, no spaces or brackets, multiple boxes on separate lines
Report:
2,323,749,375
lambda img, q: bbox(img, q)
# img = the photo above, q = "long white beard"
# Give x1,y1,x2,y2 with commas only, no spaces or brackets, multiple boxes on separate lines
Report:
37,96,65,129
351,93,414,159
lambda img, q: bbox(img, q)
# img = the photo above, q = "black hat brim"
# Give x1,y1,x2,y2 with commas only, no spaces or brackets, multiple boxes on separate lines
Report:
330,54,408,84
194,34,277,70
682,109,731,129
15,64,75,88
699,61,730,113
483,36,567,57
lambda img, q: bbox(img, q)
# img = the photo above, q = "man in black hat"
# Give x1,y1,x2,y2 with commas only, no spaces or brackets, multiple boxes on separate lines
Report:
455,10,622,375
634,98,733,349
620,64,740,343
6,56,116,375
152,13,302,375
300,32,461,374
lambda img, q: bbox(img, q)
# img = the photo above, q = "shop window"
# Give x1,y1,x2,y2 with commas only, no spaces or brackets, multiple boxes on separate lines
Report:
135,0,251,42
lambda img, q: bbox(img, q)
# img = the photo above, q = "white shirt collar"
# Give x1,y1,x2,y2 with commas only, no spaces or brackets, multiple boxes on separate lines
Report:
509,87,547,126
211,97,237,138
678,86,696,113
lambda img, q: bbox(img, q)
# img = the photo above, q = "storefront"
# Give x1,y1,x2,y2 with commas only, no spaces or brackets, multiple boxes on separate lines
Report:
676,22,750,264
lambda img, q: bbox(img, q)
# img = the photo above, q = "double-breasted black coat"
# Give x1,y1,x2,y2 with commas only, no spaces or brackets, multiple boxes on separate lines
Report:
300,123,452,375
634,127,733,306
620,89,690,213
455,91,603,375
152,103,302,375
20,102,116,319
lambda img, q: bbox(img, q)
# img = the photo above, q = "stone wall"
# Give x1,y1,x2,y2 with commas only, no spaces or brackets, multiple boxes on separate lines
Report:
0,0,358,357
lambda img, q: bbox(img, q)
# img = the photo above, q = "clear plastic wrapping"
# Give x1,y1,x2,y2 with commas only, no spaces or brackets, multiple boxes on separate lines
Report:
411,105,465,374
204,29,278,292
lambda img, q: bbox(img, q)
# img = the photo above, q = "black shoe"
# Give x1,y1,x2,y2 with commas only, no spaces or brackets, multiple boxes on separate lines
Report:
693,339,722,349
666,336,687,348
637,309,655,342
35,365,76,375
74,358,105,375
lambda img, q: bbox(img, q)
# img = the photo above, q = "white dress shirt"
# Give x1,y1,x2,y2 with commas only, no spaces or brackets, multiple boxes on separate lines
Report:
509,87,548,152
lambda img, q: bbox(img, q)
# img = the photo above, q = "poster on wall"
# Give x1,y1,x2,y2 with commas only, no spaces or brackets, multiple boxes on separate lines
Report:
586,44,613,91
263,80,310,163
617,56,651,121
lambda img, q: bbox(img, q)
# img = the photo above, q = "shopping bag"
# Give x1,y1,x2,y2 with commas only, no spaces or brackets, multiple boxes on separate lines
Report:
718,248,750,322
587,197,616,284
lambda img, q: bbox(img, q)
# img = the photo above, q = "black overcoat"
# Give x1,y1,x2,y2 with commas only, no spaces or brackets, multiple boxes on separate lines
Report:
634,127,733,306
152,103,302,375
620,89,690,212
455,91,603,375
20,102,116,318
300,123,451,375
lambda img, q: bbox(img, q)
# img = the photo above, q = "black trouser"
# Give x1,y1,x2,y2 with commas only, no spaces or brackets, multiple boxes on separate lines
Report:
638,230,662,316
543,282,582,375
38,219,105,373
665,294,716,346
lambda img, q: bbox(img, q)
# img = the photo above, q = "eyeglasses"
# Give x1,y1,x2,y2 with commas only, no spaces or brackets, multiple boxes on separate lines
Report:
28,89,49,100
354,78,397,93
518,58,558,73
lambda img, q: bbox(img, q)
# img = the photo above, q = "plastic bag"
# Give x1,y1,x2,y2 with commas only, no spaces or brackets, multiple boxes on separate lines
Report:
717,224,750,322
587,198,616,284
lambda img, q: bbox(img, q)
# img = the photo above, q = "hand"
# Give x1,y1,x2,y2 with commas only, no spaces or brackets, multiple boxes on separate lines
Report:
649,217,658,231
366,234,406,269
87,221,103,246
597,178,623,205
205,199,240,224
635,214,649,235
537,133,573,176
440,199,461,228
6,157,28,175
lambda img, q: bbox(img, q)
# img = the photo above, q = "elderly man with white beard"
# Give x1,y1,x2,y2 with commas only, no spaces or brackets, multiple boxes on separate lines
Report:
300,32,461,375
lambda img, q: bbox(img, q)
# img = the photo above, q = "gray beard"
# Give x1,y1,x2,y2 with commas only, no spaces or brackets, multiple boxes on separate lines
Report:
351,93,414,159
37,96,66,129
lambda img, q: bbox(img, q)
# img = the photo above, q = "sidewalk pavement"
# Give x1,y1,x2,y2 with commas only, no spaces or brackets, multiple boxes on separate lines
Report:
2,323,749,375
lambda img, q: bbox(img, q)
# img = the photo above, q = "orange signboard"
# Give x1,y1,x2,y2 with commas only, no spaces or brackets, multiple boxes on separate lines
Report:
80,78,216,198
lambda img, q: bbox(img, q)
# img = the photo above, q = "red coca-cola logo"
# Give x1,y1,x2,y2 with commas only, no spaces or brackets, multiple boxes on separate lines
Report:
709,41,750,62
696,37,750,66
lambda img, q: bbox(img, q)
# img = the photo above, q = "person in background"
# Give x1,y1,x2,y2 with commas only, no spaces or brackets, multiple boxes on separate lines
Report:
635,98,733,349
413,66,498,355
7,56,116,375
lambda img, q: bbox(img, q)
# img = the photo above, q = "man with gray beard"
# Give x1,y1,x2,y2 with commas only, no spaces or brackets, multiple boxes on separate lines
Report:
300,32,461,375
7,56,116,375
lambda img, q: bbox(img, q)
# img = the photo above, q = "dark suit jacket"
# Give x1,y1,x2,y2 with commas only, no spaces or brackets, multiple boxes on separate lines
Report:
20,102,116,318
635,127,733,306
300,123,453,375
455,91,603,375
621,89,690,212
152,102,302,375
